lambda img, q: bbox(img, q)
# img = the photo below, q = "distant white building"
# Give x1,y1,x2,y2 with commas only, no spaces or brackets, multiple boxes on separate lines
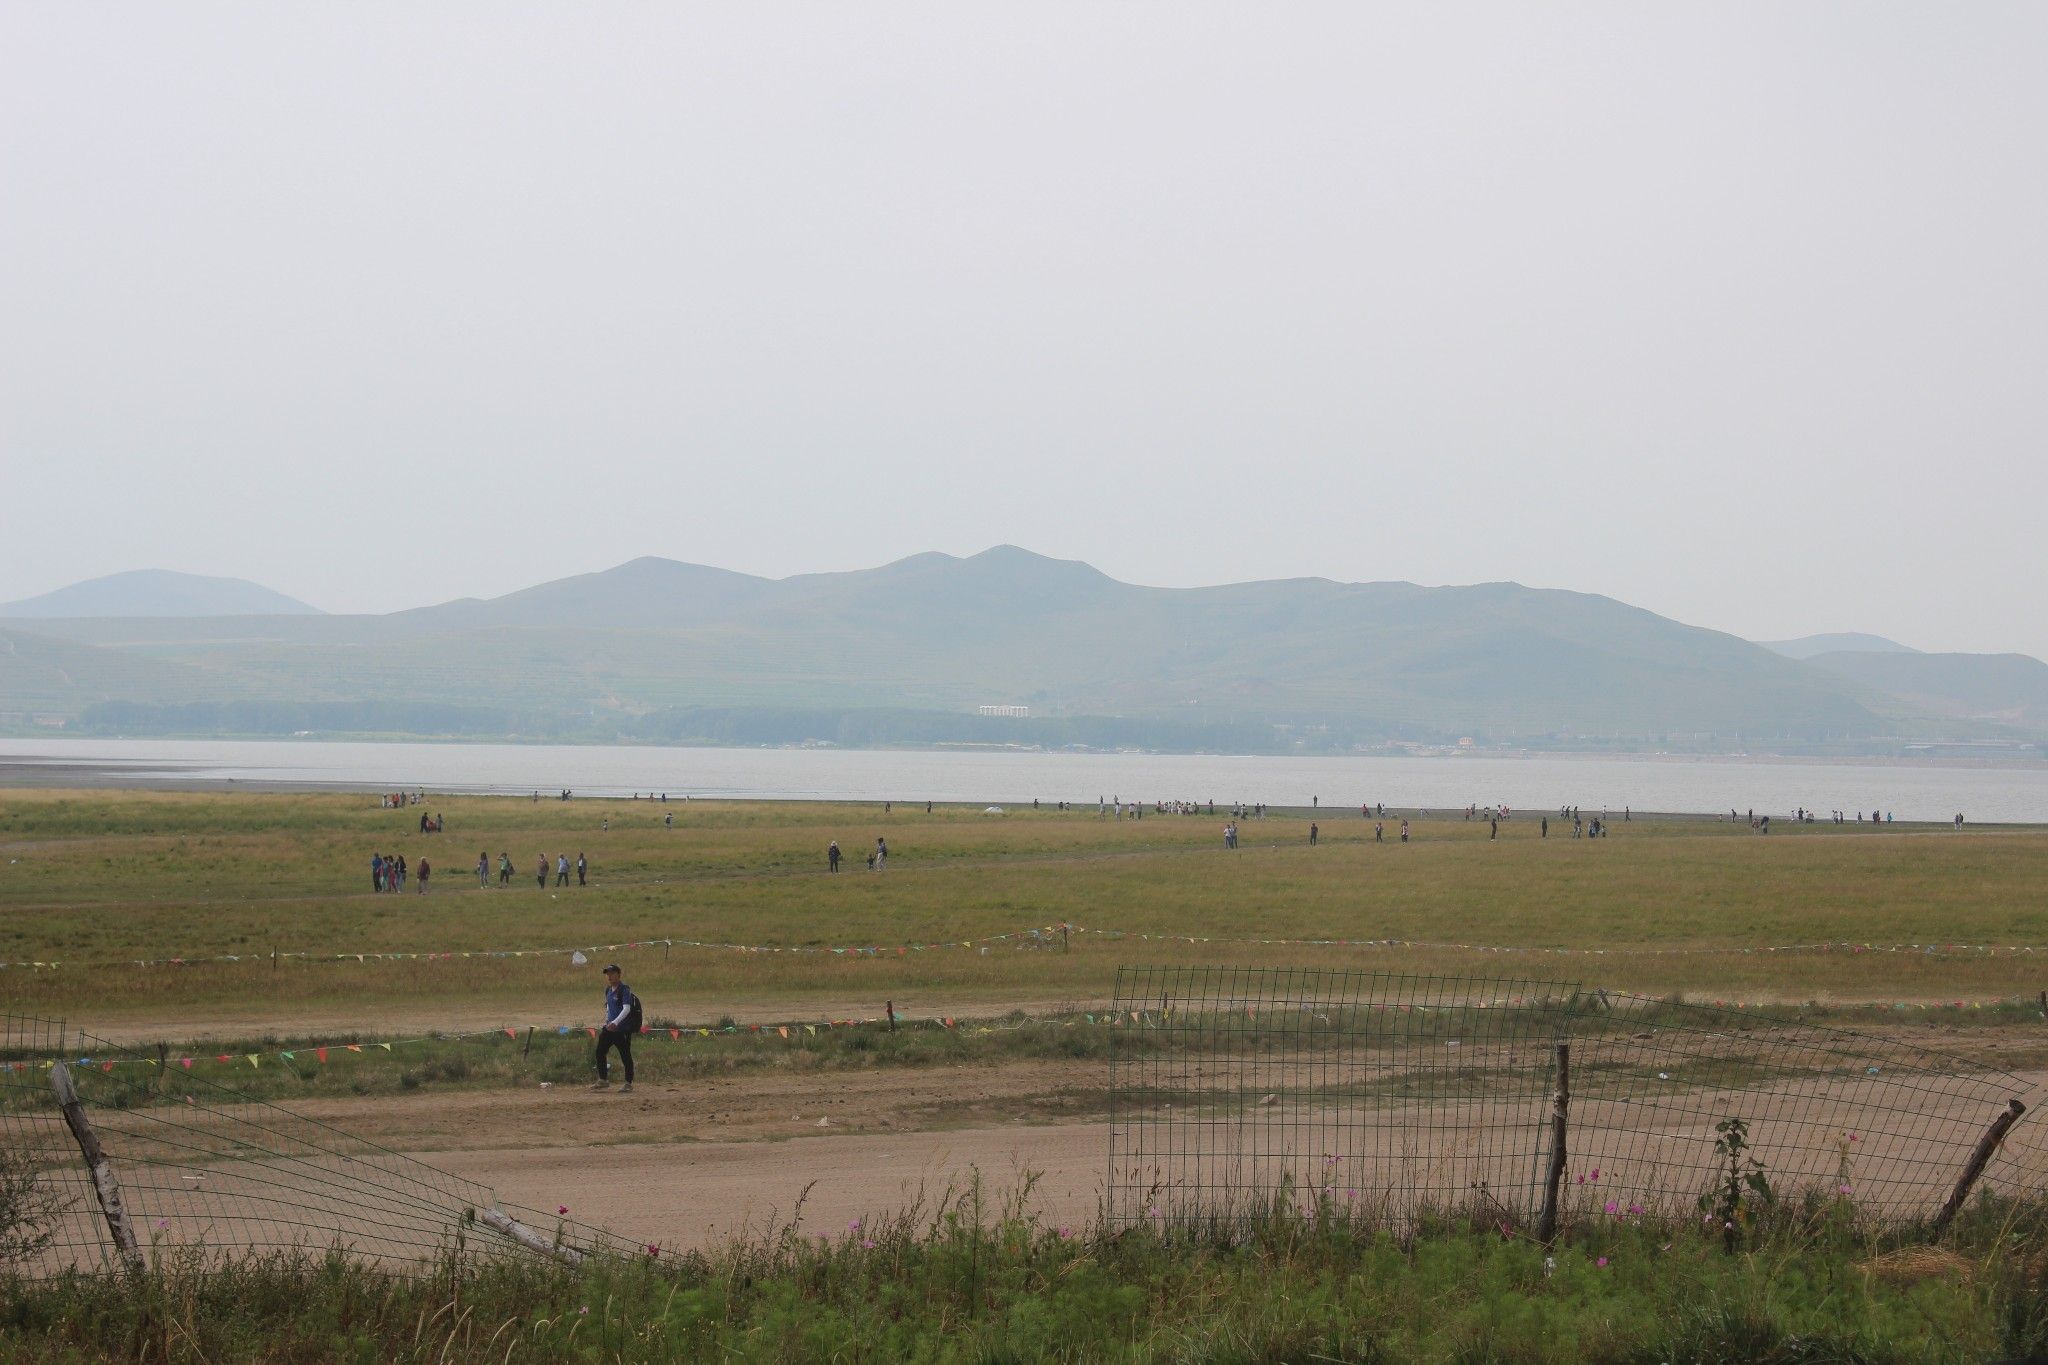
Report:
978,704,1030,718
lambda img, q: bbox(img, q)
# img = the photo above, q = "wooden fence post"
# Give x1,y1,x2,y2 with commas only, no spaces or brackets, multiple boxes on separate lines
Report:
49,1063,143,1273
1536,1042,1570,1244
886,1000,897,1032
478,1207,585,1266
1933,1099,2027,1233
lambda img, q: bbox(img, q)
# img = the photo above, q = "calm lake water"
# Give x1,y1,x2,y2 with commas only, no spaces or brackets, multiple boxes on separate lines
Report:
3,738,2045,823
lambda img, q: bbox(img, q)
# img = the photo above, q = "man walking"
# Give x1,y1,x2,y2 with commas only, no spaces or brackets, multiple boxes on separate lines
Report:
536,854,548,889
576,852,587,886
592,963,639,1093
556,853,571,887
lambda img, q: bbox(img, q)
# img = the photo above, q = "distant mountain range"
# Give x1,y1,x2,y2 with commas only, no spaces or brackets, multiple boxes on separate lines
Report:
0,570,323,619
2,549,2041,755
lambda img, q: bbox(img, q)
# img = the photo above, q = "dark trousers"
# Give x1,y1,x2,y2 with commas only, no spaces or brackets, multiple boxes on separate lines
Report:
595,1028,634,1082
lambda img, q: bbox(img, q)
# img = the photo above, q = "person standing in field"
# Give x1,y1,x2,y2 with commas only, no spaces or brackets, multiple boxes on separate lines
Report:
556,853,570,886
477,852,489,888
1308,822,1318,846
395,855,407,892
875,836,887,869
828,841,841,872
591,963,639,1092
665,811,673,830
1489,817,1498,841
416,858,430,893
498,852,512,885
371,853,384,892
1400,820,1410,843
536,854,547,889
576,852,587,886
1374,821,1384,842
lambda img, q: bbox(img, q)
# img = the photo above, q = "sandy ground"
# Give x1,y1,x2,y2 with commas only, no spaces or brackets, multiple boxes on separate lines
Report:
436,1124,1108,1250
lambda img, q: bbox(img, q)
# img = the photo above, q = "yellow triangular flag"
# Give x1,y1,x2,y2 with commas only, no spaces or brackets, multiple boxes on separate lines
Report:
246,1054,261,1068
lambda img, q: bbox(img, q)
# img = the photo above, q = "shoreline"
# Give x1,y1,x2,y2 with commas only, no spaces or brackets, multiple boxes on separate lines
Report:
0,763,2029,827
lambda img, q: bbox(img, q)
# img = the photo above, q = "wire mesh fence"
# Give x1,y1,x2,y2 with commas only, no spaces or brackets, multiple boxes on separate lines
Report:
1106,966,2048,1231
0,1015,635,1277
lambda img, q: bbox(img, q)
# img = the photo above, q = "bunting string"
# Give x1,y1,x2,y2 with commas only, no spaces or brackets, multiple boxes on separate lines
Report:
3,923,2044,973
5,988,2037,1079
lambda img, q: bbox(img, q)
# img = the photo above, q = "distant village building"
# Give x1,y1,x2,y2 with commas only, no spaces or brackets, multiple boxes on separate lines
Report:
978,704,1030,718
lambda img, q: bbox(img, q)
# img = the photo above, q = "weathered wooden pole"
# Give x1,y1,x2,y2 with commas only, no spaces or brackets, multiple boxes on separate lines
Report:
478,1207,585,1265
1536,1042,1571,1244
886,1000,897,1032
1933,1099,2027,1233
49,1064,143,1273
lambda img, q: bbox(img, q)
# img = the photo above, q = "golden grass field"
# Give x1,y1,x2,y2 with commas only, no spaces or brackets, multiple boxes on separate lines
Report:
2,788,2045,1035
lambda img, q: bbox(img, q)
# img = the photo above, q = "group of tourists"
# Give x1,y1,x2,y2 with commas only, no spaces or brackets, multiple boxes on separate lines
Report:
369,851,428,893
825,837,888,871
466,851,589,887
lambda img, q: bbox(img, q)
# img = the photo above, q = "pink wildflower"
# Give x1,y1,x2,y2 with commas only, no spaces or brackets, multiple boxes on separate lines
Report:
1838,1184,1852,1196
1604,1201,1618,1215
578,1306,589,1316
1057,1226,1074,1240
1344,1189,1357,1201
1627,1204,1643,1216
1596,1256,1609,1268
646,1244,660,1257
557,1205,569,1216
1148,1205,1162,1219
1589,1169,1600,1181
861,1238,876,1250
849,1219,862,1232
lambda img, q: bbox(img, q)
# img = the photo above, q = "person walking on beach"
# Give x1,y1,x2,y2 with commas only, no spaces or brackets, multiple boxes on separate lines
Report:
416,858,430,894
591,963,639,1092
576,852,587,886
828,841,841,872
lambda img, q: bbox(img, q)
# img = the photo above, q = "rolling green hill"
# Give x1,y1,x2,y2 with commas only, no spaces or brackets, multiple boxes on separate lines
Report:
1803,650,2048,731
3,548,2038,751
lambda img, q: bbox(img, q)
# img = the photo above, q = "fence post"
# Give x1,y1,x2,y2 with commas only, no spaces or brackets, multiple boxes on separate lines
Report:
1537,1042,1570,1244
886,1000,897,1032
1933,1098,2027,1233
49,1063,143,1273
478,1207,585,1266
523,1026,534,1059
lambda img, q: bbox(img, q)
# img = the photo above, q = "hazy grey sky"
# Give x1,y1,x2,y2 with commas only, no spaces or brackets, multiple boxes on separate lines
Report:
4,4,2044,655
